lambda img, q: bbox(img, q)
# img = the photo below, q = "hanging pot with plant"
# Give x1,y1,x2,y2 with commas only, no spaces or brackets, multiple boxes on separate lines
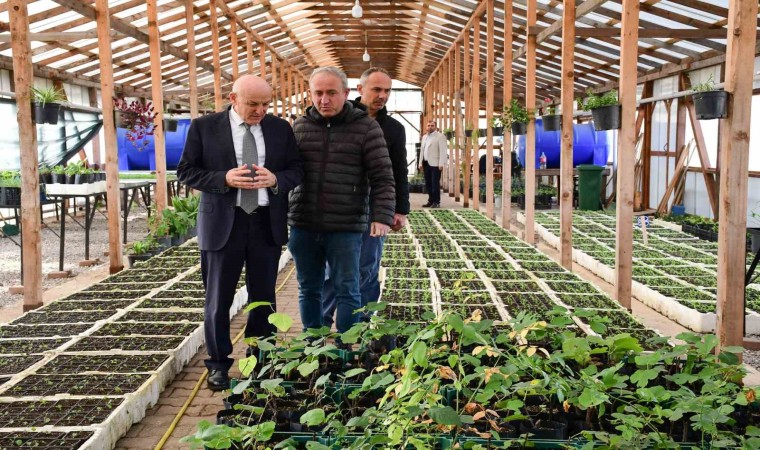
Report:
504,99,530,136
163,107,178,132
113,98,158,151
541,104,561,132
581,90,620,131
443,128,454,140
464,124,473,138
31,86,66,125
691,75,728,120
490,115,504,136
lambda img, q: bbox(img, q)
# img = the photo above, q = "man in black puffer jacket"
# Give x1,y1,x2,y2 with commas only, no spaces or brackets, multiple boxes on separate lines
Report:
288,66,396,336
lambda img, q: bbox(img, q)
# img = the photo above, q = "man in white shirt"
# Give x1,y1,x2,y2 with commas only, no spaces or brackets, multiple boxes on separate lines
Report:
419,119,448,208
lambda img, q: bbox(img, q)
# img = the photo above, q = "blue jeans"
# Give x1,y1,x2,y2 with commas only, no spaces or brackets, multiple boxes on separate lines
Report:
288,227,363,333
322,227,385,326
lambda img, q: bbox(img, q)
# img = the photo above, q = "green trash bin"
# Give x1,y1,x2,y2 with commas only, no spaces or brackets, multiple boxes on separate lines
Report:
577,164,604,210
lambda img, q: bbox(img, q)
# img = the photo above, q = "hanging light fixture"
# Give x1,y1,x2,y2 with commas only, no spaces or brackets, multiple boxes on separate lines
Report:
351,0,363,18
362,31,370,62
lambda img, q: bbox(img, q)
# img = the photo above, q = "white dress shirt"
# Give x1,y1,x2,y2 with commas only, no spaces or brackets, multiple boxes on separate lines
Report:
229,107,269,207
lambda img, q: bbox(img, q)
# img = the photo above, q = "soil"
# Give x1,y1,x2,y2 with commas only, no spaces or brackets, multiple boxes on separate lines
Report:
63,289,152,300
119,311,204,322
0,323,92,338
380,289,432,304
106,270,179,283
0,398,123,427
66,336,185,352
153,290,205,299
0,338,70,355
83,282,165,292
91,322,199,336
5,373,151,396
37,354,169,374
0,431,94,449
137,298,205,309
0,355,44,375
381,304,435,322
10,310,116,325
40,299,135,312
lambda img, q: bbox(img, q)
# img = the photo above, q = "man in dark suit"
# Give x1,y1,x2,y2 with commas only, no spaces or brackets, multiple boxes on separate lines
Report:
177,75,303,391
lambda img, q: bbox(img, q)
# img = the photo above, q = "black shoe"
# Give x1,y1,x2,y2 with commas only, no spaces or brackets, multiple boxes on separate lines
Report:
430,203,440,208
207,369,230,391
422,202,433,208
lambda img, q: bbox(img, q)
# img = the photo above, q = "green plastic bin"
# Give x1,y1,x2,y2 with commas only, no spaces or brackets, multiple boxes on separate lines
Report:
577,164,604,211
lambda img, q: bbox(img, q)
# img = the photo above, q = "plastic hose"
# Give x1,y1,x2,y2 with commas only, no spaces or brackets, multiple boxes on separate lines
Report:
154,265,296,450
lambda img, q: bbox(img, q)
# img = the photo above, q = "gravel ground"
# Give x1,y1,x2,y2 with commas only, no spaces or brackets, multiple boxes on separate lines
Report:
0,201,150,308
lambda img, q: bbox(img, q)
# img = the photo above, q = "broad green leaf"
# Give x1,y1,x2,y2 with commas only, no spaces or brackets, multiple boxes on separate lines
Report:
448,355,459,368
343,368,367,378
238,355,257,378
429,406,462,426
256,340,276,352
268,312,293,332
300,408,326,426
411,341,428,366
305,443,331,450
447,313,464,332
579,387,608,408
297,360,319,377
315,373,331,388
244,301,272,313
231,379,252,395
260,378,283,392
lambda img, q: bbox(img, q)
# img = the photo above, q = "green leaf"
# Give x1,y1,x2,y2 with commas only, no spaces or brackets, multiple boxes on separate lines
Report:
343,368,367,379
260,378,283,392
231,379,252,395
297,360,319,377
630,367,661,388
256,340,276,352
411,341,428,366
448,355,459,368
238,355,257,378
244,301,272,313
315,373,331,388
300,408,326,426
447,313,464,332
305,443,331,450
579,387,608,408
268,312,293,332
429,406,462,426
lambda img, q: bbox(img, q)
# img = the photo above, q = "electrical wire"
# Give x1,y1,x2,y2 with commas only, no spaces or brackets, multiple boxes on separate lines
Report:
153,264,296,450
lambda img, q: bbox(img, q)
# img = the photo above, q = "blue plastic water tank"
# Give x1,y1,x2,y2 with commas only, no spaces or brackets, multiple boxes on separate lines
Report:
516,120,611,169
117,118,191,171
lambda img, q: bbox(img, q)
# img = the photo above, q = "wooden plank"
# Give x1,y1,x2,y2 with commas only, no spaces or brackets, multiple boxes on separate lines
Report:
526,27,753,39
641,81,654,209
472,16,482,211
87,86,102,168
463,27,471,208
186,0,198,118
230,20,239,79
559,0,575,270
209,2,223,111
9,0,42,307
147,0,167,215
656,144,690,215
716,0,758,355
0,31,119,41
501,0,513,231
272,56,279,117
93,0,124,274
246,32,253,74
615,0,639,311
454,41,462,203
524,0,537,244
260,43,267,78
485,0,495,219
447,54,455,197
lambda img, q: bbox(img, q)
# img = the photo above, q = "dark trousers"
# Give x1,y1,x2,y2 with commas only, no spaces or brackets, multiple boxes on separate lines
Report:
200,207,281,371
424,161,441,204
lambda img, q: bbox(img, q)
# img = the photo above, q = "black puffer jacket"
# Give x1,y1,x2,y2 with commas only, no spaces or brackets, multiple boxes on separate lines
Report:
288,102,396,232
351,98,410,215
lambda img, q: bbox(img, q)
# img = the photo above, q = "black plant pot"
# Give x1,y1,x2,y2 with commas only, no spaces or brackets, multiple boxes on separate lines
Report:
39,173,52,184
444,131,454,139
591,104,621,131
464,129,473,137
51,173,65,184
491,126,504,136
693,90,729,120
163,118,178,132
127,253,152,268
66,174,76,184
542,114,561,131
33,102,61,125
511,121,527,135
749,228,760,253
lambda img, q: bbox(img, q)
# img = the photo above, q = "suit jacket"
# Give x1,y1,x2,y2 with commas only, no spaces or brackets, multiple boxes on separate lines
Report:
422,131,448,167
177,108,303,251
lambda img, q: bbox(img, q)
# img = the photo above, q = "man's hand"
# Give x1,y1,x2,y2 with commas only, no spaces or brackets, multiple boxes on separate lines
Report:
370,222,390,237
250,164,277,189
438,166,444,171
225,165,256,190
390,213,407,232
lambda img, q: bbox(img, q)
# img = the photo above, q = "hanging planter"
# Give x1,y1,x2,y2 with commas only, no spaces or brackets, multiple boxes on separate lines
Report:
511,121,528,136
693,91,729,120
580,90,620,131
163,118,178,132
464,128,473,138
542,114,561,132
114,110,138,128
31,86,66,125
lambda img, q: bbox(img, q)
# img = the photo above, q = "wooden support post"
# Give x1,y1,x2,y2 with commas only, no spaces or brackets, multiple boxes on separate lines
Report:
186,0,198,118
246,32,254,74
209,2,223,111
559,0,575,270
716,0,758,355
147,0,167,215
272,56,278,117
463,28,471,208
615,0,640,311
279,59,286,119
656,144,690,215
485,0,495,219
641,81,654,209
454,42,462,203
524,0,537,244
287,67,293,122
501,0,513,230
472,16,481,211
230,20,239,80
9,0,43,306
260,44,267,79
95,0,123,274
87,86,102,168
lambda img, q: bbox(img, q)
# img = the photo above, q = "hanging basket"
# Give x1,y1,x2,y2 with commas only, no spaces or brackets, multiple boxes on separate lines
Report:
590,104,621,131
464,129,473,137
33,102,61,125
444,131,454,139
693,90,729,120
541,114,561,132
491,126,504,136
163,118,178,132
114,110,137,129
511,121,528,136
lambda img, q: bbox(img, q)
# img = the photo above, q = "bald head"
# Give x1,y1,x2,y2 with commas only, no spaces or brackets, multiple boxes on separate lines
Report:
230,74,272,125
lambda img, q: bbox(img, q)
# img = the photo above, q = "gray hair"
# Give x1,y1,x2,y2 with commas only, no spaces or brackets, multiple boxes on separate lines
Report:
359,67,391,86
310,66,348,90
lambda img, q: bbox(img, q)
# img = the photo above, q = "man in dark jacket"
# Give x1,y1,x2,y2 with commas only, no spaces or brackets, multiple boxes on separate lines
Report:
177,74,303,390
321,67,409,327
289,66,395,336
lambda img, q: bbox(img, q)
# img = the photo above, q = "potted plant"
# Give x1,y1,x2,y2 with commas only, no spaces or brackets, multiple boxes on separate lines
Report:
126,239,153,267
490,115,504,136
443,128,454,140
749,203,760,253
51,165,66,184
0,170,21,206
39,165,52,184
691,75,728,120
503,99,530,135
163,106,178,132
541,103,561,132
31,86,66,125
464,123,473,138
113,98,158,151
580,90,620,131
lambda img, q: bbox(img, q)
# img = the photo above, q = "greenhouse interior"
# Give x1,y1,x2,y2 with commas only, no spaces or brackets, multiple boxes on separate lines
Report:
1,0,760,449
